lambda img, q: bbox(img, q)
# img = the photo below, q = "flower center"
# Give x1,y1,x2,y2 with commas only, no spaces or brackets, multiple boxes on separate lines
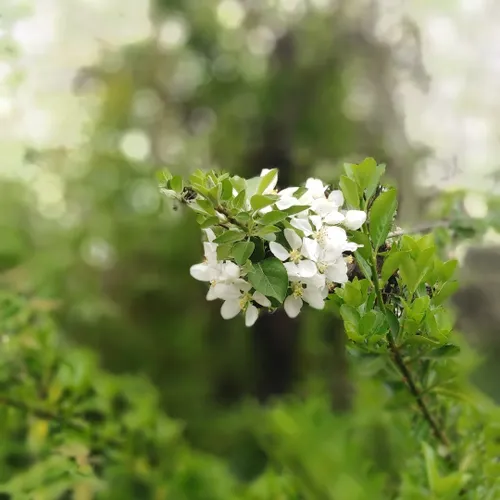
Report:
315,227,328,246
291,282,303,298
317,262,327,273
289,249,301,263
239,293,251,310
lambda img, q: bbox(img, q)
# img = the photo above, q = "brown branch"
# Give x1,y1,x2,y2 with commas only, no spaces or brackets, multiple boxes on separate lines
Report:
362,227,451,449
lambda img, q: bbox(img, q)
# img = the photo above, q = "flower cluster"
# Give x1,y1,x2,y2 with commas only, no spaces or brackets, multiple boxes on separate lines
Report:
186,169,366,326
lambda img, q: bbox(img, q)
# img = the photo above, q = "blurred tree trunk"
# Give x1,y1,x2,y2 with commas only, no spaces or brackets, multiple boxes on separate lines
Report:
248,32,301,402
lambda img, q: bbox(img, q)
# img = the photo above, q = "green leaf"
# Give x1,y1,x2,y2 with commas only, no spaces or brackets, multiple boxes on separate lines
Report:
255,225,280,237
423,344,460,359
292,186,308,199
232,189,246,210
365,163,386,199
283,205,310,216
350,232,372,279
432,281,459,306
340,304,364,342
216,244,232,261
343,281,364,308
353,157,377,191
196,199,216,215
199,216,220,229
235,212,251,224
170,175,183,193
250,194,278,211
399,254,418,294
422,442,439,492
257,168,278,194
343,163,356,180
257,210,288,225
249,237,265,262
247,258,288,303
369,188,398,249
360,310,387,337
439,260,458,282
245,176,261,199
414,247,435,289
213,230,246,244
339,175,360,209
381,250,408,283
220,178,233,200
386,309,400,338
232,240,256,266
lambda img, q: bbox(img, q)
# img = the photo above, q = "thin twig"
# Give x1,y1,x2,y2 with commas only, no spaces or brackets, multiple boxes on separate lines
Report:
388,220,451,239
215,205,248,231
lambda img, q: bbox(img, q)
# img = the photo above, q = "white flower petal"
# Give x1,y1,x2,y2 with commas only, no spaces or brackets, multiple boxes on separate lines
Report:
290,218,313,235
270,242,290,261
305,272,326,289
300,238,320,261
253,292,271,308
325,260,348,284
206,286,218,301
245,304,259,327
324,211,345,225
234,279,252,292
305,178,326,198
203,242,218,263
297,259,317,278
276,198,297,210
284,295,302,318
284,262,301,278
284,228,302,250
328,190,344,206
279,187,299,197
220,299,241,320
344,210,367,230
303,288,325,310
190,263,213,281
213,283,241,300
222,261,241,280
309,215,322,230
204,228,216,242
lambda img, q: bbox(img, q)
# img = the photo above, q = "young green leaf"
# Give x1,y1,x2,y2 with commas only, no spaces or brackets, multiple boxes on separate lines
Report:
257,168,278,194
250,194,278,211
381,250,408,283
257,210,288,225
365,163,386,200
232,189,246,210
247,258,288,303
170,176,183,194
339,175,360,209
353,157,377,192
213,230,246,244
369,188,398,250
220,178,233,201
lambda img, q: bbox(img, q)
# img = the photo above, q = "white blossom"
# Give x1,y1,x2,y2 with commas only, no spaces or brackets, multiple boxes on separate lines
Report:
219,287,272,327
269,229,318,279
284,276,326,318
